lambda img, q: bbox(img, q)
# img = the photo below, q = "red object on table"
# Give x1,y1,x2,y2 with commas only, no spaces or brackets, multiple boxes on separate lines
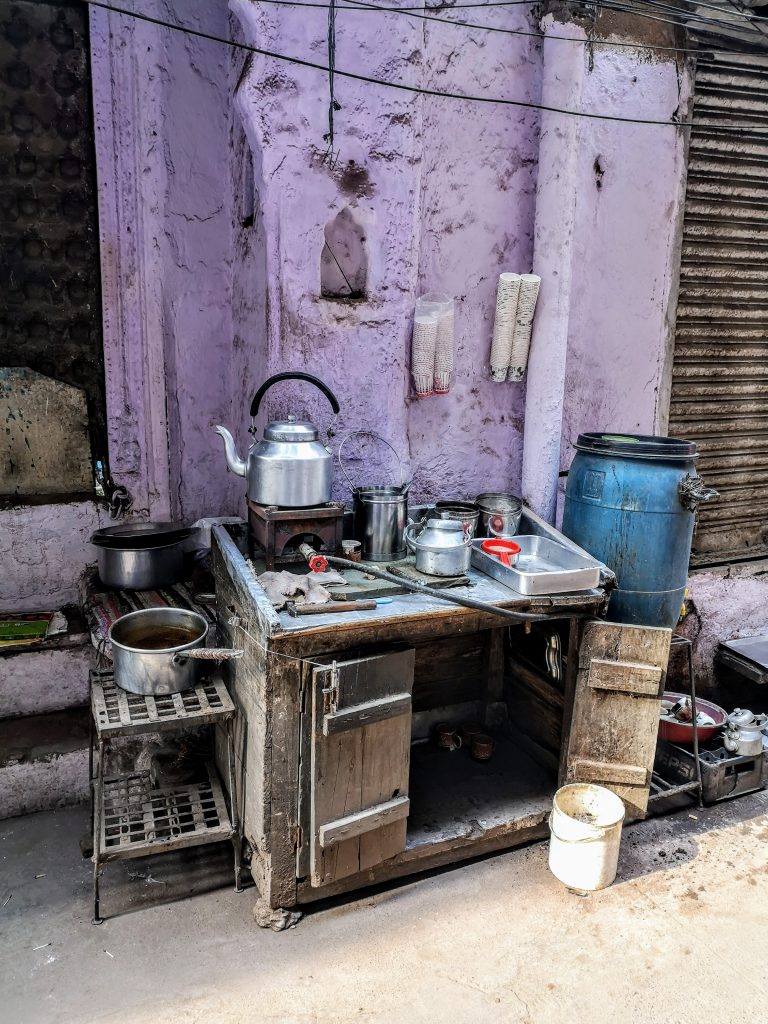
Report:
480,538,521,566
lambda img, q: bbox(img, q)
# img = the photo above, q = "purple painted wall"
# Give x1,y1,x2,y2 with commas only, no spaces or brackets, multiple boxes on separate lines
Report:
228,1,541,504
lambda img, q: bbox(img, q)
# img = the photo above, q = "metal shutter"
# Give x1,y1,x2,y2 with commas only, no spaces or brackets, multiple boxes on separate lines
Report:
670,52,768,563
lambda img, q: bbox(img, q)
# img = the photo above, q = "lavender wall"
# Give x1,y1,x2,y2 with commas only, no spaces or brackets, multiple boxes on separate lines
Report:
229,1,541,503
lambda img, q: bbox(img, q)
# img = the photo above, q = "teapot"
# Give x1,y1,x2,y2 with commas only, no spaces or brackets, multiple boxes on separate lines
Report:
723,708,767,757
214,372,340,508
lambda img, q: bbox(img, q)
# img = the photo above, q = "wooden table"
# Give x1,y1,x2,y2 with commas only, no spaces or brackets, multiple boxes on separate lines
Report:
212,518,672,930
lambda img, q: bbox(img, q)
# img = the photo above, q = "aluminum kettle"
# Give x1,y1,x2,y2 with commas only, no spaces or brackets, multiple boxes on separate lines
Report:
214,372,340,508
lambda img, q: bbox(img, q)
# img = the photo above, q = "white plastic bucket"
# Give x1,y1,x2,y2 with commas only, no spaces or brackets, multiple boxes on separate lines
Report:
548,783,625,892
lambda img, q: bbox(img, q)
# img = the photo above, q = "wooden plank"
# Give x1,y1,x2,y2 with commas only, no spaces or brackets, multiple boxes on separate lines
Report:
359,713,411,871
587,659,662,696
310,650,414,887
323,693,411,735
569,758,649,787
319,796,410,847
564,621,672,819
267,654,302,908
412,633,485,713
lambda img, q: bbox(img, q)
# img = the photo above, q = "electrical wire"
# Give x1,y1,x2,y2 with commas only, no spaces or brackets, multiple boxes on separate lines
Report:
74,0,768,61
81,0,768,132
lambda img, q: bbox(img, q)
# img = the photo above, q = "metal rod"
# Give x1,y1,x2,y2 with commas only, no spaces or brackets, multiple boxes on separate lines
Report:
318,554,591,623
686,639,705,809
227,718,243,893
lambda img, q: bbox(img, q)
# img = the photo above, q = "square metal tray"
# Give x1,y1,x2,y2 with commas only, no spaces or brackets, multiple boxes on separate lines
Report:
471,535,602,596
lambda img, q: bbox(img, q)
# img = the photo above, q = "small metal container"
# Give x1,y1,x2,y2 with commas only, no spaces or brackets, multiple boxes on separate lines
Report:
434,500,480,538
109,608,244,695
354,486,408,562
475,493,523,538
96,541,184,590
405,518,472,576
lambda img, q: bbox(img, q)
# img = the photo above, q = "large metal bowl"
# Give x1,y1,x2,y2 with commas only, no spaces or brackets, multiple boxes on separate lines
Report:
658,691,727,745
474,492,523,538
95,541,184,590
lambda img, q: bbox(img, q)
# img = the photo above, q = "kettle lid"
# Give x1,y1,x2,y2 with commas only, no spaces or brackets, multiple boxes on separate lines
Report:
264,416,318,442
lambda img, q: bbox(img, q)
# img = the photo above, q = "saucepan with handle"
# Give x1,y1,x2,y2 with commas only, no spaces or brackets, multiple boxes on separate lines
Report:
108,608,244,695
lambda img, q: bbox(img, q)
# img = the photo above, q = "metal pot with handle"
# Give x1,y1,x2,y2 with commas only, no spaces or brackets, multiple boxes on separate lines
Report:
405,518,472,576
339,431,411,562
214,372,341,507
108,608,244,695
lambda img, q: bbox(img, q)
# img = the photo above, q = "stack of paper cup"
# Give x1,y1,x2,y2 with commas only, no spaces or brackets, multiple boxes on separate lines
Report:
490,273,522,382
508,274,541,382
434,303,455,394
412,314,438,397
413,293,454,397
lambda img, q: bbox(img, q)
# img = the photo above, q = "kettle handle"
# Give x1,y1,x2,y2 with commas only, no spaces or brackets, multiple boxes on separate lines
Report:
249,372,341,418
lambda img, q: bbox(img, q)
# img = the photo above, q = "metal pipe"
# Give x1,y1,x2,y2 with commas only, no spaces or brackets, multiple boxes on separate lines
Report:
319,554,591,624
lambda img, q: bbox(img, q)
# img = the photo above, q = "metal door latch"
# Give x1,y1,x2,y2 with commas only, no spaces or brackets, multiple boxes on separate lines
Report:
322,660,340,715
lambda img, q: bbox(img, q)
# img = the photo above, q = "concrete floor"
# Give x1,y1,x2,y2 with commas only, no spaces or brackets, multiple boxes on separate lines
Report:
2,793,768,1024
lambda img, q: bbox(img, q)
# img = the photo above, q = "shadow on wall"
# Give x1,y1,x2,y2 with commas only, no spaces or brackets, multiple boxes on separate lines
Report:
321,206,367,300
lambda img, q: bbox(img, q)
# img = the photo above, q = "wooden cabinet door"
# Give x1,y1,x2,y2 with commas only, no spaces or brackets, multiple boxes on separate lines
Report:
563,621,671,819
307,647,415,888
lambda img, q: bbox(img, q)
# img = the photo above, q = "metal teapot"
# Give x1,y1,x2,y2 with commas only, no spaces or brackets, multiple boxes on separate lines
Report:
405,517,472,577
214,372,340,508
723,708,767,757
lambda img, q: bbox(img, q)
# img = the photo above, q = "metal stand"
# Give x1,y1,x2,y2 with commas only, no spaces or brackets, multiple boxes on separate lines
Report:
649,635,704,808
89,671,243,924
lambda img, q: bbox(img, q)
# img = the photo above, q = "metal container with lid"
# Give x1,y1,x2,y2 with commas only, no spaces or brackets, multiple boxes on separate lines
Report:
405,518,472,576
562,433,719,628
474,493,523,538
214,371,340,507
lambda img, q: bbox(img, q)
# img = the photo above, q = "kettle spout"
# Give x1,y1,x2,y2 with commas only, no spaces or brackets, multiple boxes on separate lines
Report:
214,426,247,477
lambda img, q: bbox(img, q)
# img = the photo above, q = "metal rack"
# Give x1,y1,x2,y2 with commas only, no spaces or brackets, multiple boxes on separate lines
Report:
648,635,704,807
89,670,242,923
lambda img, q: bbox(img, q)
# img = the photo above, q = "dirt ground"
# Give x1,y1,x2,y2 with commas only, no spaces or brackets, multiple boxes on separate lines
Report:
2,791,767,1024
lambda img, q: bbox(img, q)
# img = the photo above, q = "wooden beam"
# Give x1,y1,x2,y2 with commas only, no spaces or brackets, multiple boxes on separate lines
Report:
319,796,410,848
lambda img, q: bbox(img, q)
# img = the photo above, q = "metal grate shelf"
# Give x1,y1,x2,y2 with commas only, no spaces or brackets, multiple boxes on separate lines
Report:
99,762,233,862
91,670,234,737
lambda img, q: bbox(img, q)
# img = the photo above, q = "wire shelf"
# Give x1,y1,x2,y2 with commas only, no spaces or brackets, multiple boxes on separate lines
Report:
91,671,234,738
99,762,233,862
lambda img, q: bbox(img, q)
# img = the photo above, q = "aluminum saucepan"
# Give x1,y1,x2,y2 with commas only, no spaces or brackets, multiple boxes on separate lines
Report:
109,608,244,695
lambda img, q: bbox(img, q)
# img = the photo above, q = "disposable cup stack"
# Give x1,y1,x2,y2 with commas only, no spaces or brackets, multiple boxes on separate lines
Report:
411,314,438,398
412,292,454,397
434,304,455,394
490,273,522,382
507,274,541,382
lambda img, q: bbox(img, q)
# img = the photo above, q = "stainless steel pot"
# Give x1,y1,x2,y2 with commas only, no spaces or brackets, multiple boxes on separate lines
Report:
405,518,472,576
109,608,244,695
340,431,411,562
214,372,340,508
96,541,184,590
475,492,523,538
434,500,480,538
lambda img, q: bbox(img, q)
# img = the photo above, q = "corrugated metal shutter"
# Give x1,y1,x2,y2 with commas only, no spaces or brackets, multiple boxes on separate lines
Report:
670,52,768,563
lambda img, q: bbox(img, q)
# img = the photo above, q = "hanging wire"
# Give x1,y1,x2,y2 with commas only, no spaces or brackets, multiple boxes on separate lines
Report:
79,0,768,61
324,0,339,155
81,0,768,132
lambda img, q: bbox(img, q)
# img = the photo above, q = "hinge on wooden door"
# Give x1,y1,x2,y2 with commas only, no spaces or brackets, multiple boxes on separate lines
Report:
292,823,302,850
321,660,340,716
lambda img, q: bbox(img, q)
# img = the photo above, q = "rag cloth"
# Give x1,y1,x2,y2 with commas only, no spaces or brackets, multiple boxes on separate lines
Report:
258,569,346,610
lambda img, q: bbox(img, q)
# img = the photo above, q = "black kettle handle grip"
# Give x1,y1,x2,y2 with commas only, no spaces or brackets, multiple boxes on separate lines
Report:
250,372,341,418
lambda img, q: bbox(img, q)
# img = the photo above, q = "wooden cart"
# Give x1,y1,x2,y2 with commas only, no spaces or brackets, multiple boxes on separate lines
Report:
212,522,671,929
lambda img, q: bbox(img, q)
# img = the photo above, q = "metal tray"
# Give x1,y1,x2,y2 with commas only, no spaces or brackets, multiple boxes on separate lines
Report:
471,535,602,596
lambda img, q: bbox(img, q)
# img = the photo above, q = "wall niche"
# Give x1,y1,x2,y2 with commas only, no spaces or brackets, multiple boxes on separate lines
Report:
320,206,367,300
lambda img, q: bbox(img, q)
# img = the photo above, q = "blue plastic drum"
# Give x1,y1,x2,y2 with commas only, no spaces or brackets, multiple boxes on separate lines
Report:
561,433,717,628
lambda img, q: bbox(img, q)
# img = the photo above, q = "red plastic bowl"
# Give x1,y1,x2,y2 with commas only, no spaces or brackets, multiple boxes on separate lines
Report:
658,691,727,745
